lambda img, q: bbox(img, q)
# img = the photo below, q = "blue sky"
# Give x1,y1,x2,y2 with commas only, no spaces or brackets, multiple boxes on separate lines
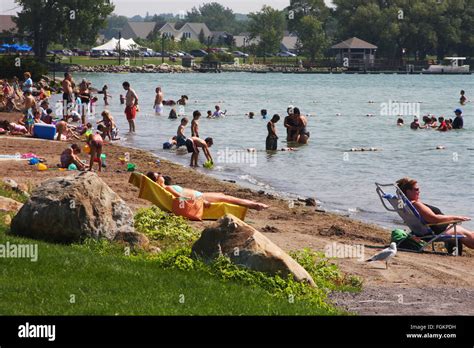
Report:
1,0,333,16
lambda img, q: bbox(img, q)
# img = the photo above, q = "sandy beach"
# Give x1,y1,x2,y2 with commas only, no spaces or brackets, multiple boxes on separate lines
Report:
0,111,472,315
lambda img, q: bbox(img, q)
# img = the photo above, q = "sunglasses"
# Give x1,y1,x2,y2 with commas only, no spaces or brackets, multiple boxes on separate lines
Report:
410,187,420,192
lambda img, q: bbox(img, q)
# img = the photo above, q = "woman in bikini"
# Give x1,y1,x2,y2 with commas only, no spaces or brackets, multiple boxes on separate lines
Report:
146,172,269,211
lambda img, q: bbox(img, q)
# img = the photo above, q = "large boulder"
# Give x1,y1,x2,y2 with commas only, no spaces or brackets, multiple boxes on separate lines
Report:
192,214,316,286
11,172,135,244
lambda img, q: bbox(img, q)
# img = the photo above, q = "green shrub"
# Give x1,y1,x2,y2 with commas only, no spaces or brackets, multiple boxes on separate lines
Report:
290,248,362,291
134,207,200,249
0,55,48,80
146,247,347,314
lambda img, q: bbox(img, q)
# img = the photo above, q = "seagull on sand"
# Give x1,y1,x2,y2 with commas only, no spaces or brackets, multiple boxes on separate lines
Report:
366,242,397,269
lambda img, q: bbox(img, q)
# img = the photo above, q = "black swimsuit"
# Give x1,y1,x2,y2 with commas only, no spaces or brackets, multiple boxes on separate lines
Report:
285,116,298,140
424,203,448,234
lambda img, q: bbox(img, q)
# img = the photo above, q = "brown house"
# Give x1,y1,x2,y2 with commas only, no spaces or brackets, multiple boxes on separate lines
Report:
332,37,377,68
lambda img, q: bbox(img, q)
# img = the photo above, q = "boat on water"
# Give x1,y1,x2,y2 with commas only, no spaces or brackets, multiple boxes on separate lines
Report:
422,57,471,74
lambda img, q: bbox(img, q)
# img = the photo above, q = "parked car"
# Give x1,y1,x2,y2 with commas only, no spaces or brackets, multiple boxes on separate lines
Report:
62,49,74,56
72,49,90,56
233,51,249,58
276,51,297,57
189,49,208,57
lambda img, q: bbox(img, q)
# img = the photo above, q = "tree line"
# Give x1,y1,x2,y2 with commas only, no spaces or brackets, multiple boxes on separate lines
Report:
10,0,474,61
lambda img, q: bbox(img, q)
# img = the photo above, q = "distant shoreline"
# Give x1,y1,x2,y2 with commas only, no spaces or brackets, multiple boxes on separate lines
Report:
64,64,472,75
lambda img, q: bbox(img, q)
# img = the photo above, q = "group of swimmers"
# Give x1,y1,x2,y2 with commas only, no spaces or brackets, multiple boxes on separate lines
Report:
397,108,464,131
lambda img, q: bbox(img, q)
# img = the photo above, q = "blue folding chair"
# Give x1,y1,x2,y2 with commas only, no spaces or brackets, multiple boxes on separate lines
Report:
375,183,464,256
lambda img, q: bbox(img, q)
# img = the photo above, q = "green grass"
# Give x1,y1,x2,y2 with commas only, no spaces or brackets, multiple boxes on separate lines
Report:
0,211,350,315
0,203,360,315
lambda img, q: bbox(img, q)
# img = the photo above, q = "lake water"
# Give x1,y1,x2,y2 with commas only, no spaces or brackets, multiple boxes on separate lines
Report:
67,72,473,229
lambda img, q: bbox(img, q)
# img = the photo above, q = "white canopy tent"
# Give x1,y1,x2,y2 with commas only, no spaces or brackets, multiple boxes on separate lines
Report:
91,37,143,51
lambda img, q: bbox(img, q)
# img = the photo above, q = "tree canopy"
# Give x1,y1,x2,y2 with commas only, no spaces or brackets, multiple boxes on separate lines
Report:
248,6,286,56
186,2,242,33
14,0,114,58
333,0,473,59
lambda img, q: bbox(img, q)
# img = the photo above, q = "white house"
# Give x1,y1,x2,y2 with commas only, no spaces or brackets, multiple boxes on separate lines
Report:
157,22,212,41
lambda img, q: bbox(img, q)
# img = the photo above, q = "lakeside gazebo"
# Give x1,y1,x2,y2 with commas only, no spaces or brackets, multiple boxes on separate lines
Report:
332,37,378,69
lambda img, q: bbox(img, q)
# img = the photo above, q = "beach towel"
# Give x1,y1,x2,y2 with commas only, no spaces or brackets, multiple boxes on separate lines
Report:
172,197,204,221
129,172,248,221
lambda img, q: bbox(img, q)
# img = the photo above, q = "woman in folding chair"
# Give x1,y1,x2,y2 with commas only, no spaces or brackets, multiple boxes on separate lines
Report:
396,178,474,249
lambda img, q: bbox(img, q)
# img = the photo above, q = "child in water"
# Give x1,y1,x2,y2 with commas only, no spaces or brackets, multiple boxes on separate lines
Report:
101,85,112,106
213,105,226,117
261,109,268,120
169,108,177,119
176,117,188,147
191,110,200,137
266,114,280,151
460,90,467,105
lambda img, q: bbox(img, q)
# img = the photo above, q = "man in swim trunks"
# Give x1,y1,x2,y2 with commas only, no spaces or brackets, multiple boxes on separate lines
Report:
123,81,139,133
62,73,73,119
185,136,214,167
78,79,91,124
154,87,164,115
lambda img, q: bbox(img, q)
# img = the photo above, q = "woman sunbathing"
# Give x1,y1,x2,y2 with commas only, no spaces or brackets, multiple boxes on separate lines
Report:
146,172,269,211
397,177,474,249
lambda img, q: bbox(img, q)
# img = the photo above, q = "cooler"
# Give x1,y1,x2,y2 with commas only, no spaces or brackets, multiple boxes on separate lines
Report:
33,124,56,140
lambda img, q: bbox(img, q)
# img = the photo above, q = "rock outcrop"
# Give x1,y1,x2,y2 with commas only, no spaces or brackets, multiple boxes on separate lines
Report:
192,214,315,286
11,172,136,244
